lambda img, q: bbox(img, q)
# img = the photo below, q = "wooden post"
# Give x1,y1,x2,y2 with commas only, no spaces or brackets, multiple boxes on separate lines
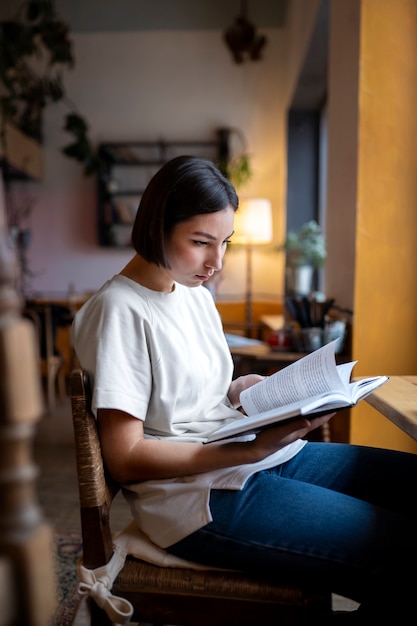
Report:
0,173,56,625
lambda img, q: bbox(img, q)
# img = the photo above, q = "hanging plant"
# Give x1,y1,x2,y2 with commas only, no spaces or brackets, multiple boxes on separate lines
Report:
0,0,99,175
62,112,103,176
217,127,252,190
225,152,252,189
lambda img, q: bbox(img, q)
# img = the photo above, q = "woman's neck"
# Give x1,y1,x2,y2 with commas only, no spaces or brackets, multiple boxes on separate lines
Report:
120,254,174,293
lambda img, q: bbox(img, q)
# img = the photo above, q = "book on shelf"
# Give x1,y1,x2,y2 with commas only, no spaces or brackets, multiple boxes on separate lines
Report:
205,340,388,444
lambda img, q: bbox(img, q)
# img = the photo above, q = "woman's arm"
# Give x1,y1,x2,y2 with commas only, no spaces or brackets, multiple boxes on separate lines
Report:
97,408,333,483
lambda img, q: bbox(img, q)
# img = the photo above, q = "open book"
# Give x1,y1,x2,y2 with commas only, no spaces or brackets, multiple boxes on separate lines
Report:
205,340,388,444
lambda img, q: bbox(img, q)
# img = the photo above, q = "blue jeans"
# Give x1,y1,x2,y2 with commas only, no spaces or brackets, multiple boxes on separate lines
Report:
167,442,417,617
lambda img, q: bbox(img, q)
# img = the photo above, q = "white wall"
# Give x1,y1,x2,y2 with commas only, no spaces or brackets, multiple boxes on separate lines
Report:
20,28,287,300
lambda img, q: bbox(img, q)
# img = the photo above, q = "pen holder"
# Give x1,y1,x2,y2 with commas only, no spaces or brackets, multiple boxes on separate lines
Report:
291,321,346,354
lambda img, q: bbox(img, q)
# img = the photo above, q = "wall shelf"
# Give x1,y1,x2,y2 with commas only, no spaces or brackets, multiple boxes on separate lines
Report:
97,129,230,247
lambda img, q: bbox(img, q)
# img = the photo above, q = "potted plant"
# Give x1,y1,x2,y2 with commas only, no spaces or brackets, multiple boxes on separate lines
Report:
0,0,102,293
279,220,326,295
0,0,99,179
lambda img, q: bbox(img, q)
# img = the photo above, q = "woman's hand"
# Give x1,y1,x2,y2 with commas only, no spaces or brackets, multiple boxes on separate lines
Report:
227,374,266,409
244,413,335,462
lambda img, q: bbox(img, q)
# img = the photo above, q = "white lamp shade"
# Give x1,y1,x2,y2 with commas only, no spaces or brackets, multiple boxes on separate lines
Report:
233,198,273,244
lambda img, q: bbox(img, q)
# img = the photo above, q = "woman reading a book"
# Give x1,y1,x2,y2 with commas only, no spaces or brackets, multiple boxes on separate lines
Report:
73,156,417,623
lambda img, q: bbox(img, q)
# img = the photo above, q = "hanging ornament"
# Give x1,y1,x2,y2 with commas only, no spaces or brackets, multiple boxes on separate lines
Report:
223,0,268,64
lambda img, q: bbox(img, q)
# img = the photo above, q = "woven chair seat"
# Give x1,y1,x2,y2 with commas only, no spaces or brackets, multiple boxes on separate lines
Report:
70,368,332,625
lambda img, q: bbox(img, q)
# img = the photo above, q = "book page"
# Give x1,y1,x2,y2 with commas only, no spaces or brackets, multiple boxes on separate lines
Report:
240,340,353,416
349,375,389,403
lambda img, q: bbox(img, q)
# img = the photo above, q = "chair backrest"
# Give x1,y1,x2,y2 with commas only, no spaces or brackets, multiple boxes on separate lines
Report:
24,304,54,361
25,302,73,357
70,368,120,569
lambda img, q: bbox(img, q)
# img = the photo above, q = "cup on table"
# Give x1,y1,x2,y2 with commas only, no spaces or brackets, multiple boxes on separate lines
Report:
268,328,294,351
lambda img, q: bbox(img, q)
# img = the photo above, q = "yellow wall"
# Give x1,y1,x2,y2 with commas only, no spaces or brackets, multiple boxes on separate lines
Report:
326,0,417,452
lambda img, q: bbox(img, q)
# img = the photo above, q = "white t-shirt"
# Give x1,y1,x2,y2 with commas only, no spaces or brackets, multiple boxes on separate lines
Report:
72,275,305,547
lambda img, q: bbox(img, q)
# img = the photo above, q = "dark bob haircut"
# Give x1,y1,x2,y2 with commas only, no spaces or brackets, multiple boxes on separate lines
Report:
131,155,239,268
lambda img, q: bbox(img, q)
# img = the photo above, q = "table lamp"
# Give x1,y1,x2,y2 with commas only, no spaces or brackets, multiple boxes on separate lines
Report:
233,198,273,333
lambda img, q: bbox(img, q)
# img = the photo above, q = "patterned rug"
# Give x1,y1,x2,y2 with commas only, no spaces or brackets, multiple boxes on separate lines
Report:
50,532,83,626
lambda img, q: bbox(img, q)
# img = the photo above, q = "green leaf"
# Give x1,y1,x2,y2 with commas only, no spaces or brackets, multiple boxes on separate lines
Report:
0,97,18,119
47,76,64,101
1,0,95,177
26,1,42,22
61,137,90,160
40,21,74,67
63,113,89,135
280,220,326,269
83,154,102,176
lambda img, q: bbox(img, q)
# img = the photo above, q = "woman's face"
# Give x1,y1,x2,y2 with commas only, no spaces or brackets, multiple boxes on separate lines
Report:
164,206,235,288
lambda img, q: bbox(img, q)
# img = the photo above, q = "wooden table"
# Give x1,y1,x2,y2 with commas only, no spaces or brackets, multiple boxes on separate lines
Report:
229,343,305,376
24,291,91,377
25,290,91,311
260,314,285,331
363,375,417,441
229,342,349,375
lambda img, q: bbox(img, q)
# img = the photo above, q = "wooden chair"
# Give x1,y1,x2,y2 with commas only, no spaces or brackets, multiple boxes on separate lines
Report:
70,368,333,625
24,303,67,413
